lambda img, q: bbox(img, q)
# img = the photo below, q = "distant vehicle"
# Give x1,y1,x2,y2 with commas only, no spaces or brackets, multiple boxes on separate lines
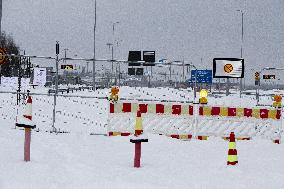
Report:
125,77,141,82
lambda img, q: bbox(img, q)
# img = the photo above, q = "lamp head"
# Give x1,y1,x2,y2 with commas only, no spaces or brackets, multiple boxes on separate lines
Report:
200,89,208,98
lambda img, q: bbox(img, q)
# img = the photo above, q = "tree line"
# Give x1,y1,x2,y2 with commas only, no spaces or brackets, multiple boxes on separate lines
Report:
0,31,24,77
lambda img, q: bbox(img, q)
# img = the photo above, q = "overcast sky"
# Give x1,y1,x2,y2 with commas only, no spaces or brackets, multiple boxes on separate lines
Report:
2,0,284,83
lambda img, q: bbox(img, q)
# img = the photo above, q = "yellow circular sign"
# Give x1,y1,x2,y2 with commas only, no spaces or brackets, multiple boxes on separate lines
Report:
224,64,233,73
0,48,6,65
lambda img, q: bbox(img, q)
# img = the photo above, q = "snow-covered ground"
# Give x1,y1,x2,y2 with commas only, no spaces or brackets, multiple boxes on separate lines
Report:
0,85,283,188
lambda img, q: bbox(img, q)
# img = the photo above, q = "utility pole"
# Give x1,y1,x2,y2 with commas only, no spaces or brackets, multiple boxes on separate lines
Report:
93,0,97,91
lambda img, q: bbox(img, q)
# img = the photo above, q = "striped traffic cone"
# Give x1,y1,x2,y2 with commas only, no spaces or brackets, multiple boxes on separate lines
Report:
135,111,143,136
227,132,238,165
24,96,32,120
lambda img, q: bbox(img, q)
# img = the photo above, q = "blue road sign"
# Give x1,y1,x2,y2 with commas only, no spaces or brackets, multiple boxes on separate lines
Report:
190,70,213,83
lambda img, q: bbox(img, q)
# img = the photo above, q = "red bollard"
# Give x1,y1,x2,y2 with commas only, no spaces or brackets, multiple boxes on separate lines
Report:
134,142,141,168
24,128,31,161
130,110,148,168
130,138,148,168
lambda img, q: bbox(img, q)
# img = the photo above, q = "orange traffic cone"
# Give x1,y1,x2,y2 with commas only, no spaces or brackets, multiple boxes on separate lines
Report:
135,111,143,136
227,132,238,165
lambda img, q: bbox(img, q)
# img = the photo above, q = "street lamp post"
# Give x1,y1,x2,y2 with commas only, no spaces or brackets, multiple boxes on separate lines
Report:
93,0,97,91
112,21,119,86
237,9,244,98
106,43,114,85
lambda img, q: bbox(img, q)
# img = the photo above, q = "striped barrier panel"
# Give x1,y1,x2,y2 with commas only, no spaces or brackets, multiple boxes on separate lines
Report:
197,105,282,142
107,102,282,142
108,102,195,137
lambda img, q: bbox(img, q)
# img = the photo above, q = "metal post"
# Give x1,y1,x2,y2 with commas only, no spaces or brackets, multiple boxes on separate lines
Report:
86,61,89,73
255,85,258,104
111,45,114,84
52,41,59,133
237,10,244,98
18,57,22,104
115,62,117,85
226,78,229,96
63,48,68,85
194,68,197,101
118,62,121,87
93,0,97,91
240,12,244,98
257,75,260,105
218,78,221,93
169,63,172,81
63,48,68,64
111,21,119,86
182,60,185,81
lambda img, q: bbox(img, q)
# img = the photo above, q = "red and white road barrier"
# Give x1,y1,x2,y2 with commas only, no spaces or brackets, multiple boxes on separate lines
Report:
108,102,282,143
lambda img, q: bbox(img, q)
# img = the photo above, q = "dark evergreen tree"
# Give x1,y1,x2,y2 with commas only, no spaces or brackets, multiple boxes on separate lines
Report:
0,31,20,77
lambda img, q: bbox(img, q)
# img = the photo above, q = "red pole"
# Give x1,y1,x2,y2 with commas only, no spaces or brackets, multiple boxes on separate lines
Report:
134,142,141,168
24,128,31,161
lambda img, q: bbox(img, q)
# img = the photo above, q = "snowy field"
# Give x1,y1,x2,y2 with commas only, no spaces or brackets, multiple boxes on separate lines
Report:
0,85,284,188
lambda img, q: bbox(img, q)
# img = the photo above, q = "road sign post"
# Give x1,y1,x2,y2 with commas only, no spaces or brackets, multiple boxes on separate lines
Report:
213,58,244,96
191,70,212,102
255,72,260,104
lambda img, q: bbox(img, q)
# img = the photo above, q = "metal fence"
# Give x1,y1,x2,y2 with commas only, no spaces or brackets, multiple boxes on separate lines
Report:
0,90,109,135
